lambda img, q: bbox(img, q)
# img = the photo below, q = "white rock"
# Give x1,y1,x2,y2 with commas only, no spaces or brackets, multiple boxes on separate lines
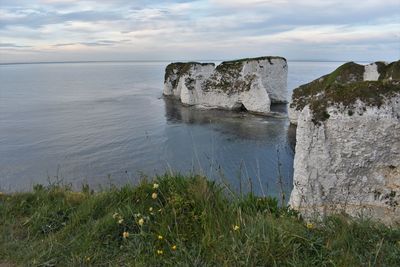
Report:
163,57,288,115
289,94,400,225
363,63,380,81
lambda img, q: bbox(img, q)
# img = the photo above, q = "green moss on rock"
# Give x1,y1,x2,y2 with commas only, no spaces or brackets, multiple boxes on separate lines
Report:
290,62,366,112
310,81,400,124
164,62,214,88
203,61,259,94
184,77,196,91
221,56,286,65
165,56,287,96
205,61,246,94
290,60,400,124
381,61,400,80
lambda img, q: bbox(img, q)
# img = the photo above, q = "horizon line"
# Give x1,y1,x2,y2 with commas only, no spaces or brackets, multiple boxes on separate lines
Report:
0,59,375,66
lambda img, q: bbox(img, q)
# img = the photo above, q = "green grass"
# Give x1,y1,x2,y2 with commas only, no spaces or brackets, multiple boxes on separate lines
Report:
1,174,399,266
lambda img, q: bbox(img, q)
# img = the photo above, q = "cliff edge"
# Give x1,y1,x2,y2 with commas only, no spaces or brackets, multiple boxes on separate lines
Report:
288,61,400,125
288,60,400,225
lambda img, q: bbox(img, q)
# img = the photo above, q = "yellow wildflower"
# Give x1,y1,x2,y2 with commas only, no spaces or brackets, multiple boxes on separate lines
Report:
118,218,124,224
233,225,240,231
138,218,144,226
122,231,129,239
152,192,158,199
171,245,177,251
157,250,163,255
149,207,153,212
158,235,163,240
306,222,314,229
153,183,159,189
112,212,119,219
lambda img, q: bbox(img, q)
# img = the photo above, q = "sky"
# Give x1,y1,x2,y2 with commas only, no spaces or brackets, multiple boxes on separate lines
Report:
0,0,399,63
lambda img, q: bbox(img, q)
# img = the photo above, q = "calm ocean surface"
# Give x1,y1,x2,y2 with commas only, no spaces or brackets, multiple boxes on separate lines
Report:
0,61,343,195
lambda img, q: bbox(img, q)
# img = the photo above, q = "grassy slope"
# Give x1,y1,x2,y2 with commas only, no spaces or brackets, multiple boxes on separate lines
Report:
1,174,399,266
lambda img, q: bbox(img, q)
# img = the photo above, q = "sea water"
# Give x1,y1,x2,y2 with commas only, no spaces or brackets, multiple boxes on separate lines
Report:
0,61,342,195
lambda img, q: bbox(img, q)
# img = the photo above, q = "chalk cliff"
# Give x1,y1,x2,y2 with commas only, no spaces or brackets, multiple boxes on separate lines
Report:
163,57,288,114
288,62,400,224
288,61,400,125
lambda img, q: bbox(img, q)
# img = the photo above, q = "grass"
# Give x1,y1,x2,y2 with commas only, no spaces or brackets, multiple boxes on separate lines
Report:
1,174,400,266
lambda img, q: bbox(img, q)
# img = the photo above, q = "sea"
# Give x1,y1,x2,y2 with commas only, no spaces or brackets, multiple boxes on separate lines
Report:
0,61,343,195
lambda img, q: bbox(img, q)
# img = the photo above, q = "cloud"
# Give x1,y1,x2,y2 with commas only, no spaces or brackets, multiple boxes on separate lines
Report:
53,39,130,47
0,42,31,48
0,0,399,62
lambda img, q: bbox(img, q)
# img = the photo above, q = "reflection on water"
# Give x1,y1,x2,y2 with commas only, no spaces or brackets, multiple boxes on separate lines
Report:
162,97,295,196
164,97,290,141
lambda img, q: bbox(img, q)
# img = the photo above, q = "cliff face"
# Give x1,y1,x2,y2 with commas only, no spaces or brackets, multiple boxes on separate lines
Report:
288,77,400,224
288,61,400,125
163,57,288,115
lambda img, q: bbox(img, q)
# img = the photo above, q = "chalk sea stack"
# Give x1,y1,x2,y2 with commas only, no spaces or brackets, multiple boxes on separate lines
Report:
288,60,400,224
163,56,288,115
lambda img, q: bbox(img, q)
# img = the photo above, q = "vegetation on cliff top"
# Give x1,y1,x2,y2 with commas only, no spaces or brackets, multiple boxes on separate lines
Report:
309,80,400,124
164,62,214,86
290,61,400,124
220,56,286,65
203,60,258,95
382,60,400,80
165,56,287,95
1,174,400,266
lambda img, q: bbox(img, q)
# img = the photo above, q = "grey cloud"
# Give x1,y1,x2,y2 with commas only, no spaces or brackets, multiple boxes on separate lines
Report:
0,42,31,48
0,0,398,62
0,8,124,29
53,39,131,47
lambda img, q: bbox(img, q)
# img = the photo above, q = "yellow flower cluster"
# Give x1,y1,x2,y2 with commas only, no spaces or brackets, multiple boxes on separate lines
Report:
113,212,124,224
122,231,129,239
137,218,144,226
233,225,240,231
306,222,314,229
151,183,159,200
